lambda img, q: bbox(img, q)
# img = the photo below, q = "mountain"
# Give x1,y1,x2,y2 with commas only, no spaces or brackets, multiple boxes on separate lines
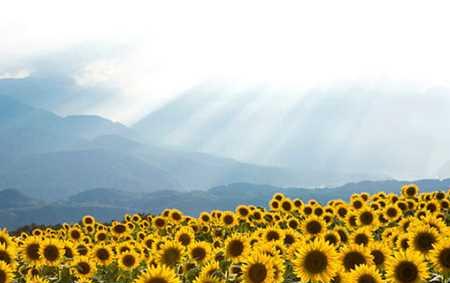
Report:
72,134,304,190
133,85,450,184
0,95,308,197
2,178,449,230
0,95,139,156
0,189,42,209
0,149,180,200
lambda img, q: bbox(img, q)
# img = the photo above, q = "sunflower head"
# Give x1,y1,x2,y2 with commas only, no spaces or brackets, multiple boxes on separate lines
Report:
294,238,339,283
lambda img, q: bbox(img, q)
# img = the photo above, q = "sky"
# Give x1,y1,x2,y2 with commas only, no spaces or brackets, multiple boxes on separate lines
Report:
2,0,450,123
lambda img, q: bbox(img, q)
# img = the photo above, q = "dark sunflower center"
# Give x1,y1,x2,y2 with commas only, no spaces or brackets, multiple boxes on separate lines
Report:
325,234,338,245
306,221,322,235
343,251,366,271
337,230,348,243
304,250,328,274
97,233,107,241
44,245,60,262
266,231,280,241
248,263,268,283
394,261,418,283
406,187,416,196
439,248,450,268
155,219,165,227
353,201,363,209
371,250,385,266
358,274,377,283
71,230,81,239
223,215,234,225
288,220,298,229
360,212,373,225
387,208,397,217
400,239,409,250
162,248,181,266
146,278,168,283
114,224,126,234
64,247,74,258
0,251,11,264
96,248,110,261
26,243,40,260
77,262,91,274
338,207,348,218
179,234,191,246
282,201,292,211
284,235,295,245
228,240,244,257
355,234,369,246
172,213,182,221
414,232,436,252
192,247,206,261
123,254,136,267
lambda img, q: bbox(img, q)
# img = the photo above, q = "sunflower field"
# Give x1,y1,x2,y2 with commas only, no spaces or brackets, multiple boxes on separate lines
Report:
0,184,449,283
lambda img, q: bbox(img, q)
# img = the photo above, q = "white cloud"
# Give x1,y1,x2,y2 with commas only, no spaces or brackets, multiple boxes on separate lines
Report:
0,68,31,80
1,0,450,122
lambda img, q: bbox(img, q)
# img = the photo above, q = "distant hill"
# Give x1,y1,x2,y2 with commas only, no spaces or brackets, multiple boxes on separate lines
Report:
0,149,180,199
2,178,449,230
0,189,42,209
0,95,309,198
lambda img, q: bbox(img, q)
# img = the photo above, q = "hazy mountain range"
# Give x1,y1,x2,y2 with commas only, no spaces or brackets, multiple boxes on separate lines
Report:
2,179,449,230
0,95,314,200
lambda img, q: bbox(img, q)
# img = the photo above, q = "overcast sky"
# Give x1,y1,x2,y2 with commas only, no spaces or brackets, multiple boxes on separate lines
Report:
2,0,450,122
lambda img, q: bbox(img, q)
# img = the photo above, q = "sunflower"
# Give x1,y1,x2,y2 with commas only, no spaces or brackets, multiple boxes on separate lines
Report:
368,241,391,268
62,240,78,260
118,251,141,271
408,226,439,256
357,207,377,227
39,238,64,267
429,239,450,274
175,227,195,247
350,227,372,247
324,231,341,246
95,230,108,242
293,238,339,283
153,216,167,229
0,244,15,267
19,236,41,265
236,205,251,218
169,209,184,223
198,260,222,280
189,242,212,264
348,264,383,283
242,252,275,283
262,227,283,242
386,250,429,283
0,230,12,249
68,227,83,242
72,256,97,279
111,222,129,237
339,244,372,272
402,184,419,198
92,244,113,266
280,199,293,212
224,234,249,262
157,240,184,268
81,215,96,226
384,204,401,222
302,215,326,238
221,211,237,227
0,262,13,283
134,265,181,283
